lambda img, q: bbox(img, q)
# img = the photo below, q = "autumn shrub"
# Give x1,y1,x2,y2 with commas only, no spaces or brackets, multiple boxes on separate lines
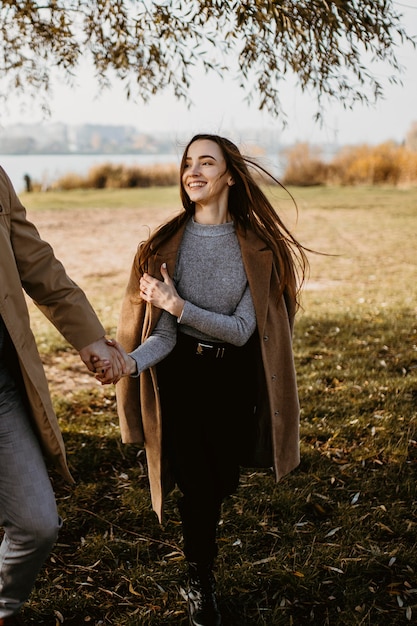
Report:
53,162,179,190
51,172,89,190
282,142,330,186
382,142,417,184
119,163,179,187
329,141,417,185
281,141,417,186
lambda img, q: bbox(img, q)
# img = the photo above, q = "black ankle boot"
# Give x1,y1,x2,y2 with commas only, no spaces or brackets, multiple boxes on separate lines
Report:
187,562,222,626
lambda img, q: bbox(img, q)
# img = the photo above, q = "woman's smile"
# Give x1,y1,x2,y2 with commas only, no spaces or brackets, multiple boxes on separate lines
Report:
182,139,234,217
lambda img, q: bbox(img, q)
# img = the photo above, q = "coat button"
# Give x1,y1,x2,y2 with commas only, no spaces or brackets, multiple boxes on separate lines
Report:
274,410,279,416
263,335,269,342
271,374,276,381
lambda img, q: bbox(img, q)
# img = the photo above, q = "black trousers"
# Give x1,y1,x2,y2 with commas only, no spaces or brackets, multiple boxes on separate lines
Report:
157,332,257,566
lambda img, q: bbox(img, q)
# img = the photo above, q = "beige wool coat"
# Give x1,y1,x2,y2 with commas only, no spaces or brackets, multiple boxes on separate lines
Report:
116,220,301,522
0,167,106,481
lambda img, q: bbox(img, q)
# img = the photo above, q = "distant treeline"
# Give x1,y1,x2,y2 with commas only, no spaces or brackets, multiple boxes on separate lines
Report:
25,141,417,191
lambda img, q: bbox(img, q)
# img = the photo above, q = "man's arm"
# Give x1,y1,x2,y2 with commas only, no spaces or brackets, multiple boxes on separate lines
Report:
2,167,125,383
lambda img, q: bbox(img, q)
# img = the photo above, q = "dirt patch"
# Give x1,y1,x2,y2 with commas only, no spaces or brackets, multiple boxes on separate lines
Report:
28,205,174,396
42,351,99,396
29,205,173,283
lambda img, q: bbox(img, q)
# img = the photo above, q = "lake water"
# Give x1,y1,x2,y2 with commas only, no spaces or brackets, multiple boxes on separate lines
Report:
0,153,180,193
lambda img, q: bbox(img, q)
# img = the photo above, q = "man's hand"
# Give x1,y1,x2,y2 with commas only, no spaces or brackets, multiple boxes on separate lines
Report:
79,336,127,384
93,339,138,384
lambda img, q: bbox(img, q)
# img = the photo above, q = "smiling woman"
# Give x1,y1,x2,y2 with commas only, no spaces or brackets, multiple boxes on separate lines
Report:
182,139,236,224
91,133,311,626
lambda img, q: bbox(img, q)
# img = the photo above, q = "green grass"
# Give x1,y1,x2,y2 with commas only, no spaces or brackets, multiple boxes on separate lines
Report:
19,186,181,211
14,186,417,625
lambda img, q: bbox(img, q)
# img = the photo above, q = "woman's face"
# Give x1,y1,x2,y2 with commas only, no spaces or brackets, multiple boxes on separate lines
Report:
182,139,234,207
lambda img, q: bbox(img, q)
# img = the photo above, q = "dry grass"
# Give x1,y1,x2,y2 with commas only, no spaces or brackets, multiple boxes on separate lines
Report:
282,142,417,186
11,186,417,625
49,163,179,190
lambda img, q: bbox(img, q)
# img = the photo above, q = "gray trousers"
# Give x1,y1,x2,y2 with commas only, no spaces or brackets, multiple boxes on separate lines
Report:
0,392,61,618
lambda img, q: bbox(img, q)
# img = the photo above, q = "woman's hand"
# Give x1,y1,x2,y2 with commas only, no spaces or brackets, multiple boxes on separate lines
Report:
93,339,137,384
140,263,185,318
80,336,127,384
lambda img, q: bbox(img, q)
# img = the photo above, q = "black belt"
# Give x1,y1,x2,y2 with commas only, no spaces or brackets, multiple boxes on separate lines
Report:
178,332,236,360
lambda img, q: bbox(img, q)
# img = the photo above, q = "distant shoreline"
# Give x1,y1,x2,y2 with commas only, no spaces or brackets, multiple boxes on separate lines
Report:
0,153,181,192
0,150,177,157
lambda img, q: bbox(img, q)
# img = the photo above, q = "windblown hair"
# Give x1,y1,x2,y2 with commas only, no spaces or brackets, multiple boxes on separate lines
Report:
136,133,309,308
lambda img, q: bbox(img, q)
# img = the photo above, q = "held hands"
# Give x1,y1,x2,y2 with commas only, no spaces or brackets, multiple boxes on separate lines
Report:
80,264,181,385
79,336,128,384
140,263,185,318
92,339,137,385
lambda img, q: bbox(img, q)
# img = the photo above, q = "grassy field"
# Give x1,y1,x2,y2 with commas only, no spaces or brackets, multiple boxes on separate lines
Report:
15,185,417,625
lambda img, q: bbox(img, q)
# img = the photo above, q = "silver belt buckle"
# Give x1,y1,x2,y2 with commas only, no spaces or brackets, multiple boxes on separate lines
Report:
196,342,225,358
196,342,213,356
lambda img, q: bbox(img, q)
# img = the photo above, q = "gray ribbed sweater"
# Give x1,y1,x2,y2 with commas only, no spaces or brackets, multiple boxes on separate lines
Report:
129,219,256,375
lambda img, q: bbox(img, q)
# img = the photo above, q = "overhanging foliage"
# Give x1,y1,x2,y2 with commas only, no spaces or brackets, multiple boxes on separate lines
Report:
0,2,414,122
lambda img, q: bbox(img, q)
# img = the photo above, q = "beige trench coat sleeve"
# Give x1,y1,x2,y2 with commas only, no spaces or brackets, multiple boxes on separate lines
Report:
0,167,107,480
6,172,106,351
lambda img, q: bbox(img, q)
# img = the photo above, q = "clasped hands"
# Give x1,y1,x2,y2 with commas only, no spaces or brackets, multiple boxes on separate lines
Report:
81,264,184,385
78,336,133,385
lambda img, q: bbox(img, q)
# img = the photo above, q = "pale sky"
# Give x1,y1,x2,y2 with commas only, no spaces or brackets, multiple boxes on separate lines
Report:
2,1,417,147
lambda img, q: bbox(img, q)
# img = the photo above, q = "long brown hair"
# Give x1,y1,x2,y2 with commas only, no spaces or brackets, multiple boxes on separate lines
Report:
137,134,309,308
